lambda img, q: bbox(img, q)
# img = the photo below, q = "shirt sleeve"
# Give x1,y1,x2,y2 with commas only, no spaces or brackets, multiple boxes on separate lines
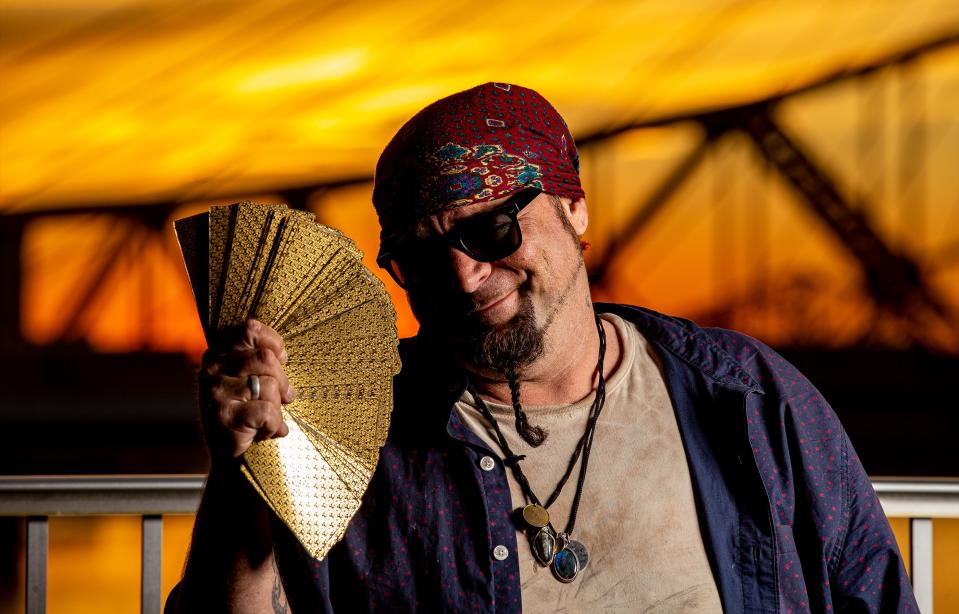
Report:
828,430,919,612
720,328,920,613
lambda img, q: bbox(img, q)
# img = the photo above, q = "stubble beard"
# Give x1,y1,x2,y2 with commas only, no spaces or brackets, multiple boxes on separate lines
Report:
467,291,544,374
413,283,546,374
453,254,582,376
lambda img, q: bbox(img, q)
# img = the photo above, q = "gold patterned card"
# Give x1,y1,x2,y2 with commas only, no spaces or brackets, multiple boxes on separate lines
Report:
175,201,401,560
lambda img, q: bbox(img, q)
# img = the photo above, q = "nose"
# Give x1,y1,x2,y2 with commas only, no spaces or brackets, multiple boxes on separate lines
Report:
448,247,492,293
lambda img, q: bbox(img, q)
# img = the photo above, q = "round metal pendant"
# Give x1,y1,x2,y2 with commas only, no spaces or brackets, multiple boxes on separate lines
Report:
551,547,580,583
522,504,550,528
566,539,589,572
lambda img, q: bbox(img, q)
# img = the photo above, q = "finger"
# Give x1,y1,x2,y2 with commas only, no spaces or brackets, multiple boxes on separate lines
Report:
204,349,295,404
208,374,287,406
224,401,289,456
238,401,288,442
238,349,292,403
237,320,287,364
203,320,287,369
207,319,280,353
224,347,289,386
253,412,290,442
252,374,283,406
237,346,282,376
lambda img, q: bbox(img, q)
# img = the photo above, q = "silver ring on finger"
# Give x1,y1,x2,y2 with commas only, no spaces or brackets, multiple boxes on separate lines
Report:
248,374,261,401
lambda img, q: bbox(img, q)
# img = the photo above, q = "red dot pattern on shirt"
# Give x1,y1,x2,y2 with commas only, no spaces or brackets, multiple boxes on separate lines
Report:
708,328,916,613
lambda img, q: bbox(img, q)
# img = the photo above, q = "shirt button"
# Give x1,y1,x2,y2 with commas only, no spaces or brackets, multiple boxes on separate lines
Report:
479,456,496,471
492,545,509,561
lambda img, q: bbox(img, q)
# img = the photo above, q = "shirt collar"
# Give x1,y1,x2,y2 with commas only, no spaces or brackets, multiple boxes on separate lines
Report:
593,303,763,393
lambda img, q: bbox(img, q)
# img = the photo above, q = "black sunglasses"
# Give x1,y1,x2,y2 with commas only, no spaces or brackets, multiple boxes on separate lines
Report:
377,188,541,288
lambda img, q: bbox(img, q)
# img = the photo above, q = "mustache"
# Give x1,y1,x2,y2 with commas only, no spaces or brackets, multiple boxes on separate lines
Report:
409,275,529,334
465,282,527,315
466,293,508,315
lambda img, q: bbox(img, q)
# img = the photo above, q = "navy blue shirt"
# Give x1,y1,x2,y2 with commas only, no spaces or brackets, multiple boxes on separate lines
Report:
273,305,917,613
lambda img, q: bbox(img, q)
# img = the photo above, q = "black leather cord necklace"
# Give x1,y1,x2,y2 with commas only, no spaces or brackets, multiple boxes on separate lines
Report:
467,312,607,583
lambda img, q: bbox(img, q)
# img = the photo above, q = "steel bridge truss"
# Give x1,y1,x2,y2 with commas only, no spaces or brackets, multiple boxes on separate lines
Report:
2,32,957,354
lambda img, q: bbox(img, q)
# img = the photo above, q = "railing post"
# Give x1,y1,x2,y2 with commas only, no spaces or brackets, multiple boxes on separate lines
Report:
141,515,163,614
26,516,48,614
910,517,933,614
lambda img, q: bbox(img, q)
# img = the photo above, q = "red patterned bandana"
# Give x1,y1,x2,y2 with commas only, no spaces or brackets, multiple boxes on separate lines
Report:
373,82,585,241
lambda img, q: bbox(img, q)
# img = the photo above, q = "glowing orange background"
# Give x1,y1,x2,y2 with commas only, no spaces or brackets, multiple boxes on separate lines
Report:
1,0,957,611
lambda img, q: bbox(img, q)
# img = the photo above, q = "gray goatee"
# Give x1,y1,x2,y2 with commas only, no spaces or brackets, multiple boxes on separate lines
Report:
468,297,549,447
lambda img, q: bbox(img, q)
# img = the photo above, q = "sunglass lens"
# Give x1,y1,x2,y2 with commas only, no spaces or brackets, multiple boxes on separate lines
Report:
460,212,521,261
390,241,442,287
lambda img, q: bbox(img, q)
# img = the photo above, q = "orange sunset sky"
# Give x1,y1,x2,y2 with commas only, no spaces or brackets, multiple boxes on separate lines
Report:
2,0,956,354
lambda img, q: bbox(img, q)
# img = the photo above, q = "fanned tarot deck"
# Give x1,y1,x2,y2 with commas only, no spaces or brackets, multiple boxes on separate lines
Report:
175,201,401,560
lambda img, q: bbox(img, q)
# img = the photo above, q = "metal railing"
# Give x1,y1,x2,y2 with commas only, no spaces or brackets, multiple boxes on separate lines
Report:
0,475,204,614
872,479,959,613
0,475,956,613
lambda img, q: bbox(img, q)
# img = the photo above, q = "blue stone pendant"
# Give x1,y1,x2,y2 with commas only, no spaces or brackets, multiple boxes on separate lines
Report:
551,547,580,583
551,533,587,582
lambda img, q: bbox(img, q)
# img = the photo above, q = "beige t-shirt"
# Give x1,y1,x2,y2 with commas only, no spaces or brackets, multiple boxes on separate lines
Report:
455,313,723,613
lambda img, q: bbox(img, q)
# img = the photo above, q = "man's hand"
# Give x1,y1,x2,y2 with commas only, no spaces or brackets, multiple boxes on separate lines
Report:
171,319,294,610
199,319,295,462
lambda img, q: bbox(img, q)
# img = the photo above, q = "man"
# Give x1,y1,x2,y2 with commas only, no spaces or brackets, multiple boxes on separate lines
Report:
170,83,917,612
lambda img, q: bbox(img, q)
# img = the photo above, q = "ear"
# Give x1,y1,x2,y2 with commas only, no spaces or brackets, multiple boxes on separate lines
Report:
565,196,588,235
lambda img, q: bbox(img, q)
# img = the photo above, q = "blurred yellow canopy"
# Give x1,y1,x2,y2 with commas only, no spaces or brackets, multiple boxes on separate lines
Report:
1,0,957,212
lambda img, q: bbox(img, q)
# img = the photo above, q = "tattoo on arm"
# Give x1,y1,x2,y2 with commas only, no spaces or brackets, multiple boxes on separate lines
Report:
271,552,289,614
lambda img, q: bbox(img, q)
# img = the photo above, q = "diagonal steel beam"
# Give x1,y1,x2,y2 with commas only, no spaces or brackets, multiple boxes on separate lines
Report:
741,109,958,347
589,135,714,283
56,219,134,343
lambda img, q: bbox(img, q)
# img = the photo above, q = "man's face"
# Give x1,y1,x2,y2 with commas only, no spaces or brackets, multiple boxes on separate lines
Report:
397,192,588,373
